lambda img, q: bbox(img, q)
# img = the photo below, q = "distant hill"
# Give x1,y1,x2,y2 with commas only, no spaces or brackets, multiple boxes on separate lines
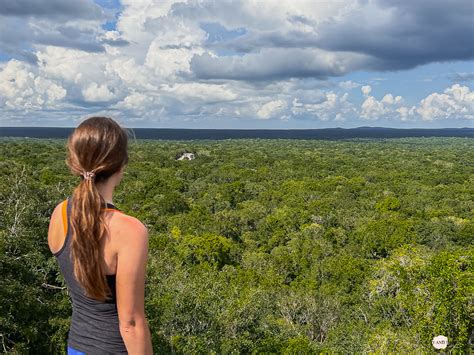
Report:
0,126,473,140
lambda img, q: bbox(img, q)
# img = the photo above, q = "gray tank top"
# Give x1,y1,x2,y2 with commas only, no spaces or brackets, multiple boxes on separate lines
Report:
54,197,128,354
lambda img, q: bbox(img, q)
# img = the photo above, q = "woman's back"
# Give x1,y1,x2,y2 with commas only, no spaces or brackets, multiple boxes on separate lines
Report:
52,197,128,354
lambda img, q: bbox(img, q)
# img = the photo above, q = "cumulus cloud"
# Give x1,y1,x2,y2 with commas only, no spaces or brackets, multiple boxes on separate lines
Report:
339,80,360,90
361,93,405,121
359,84,474,122
360,86,416,122
82,83,117,102
257,100,288,119
417,84,474,121
161,83,237,103
361,85,372,96
0,60,66,110
291,91,357,122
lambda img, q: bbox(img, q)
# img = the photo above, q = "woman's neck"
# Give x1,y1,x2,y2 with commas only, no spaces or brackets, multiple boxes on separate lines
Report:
95,181,115,205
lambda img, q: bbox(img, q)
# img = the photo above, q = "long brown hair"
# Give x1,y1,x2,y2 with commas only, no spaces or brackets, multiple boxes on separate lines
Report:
66,116,129,301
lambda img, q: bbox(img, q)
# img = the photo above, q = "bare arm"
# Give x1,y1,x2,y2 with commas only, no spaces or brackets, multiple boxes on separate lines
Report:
116,217,153,355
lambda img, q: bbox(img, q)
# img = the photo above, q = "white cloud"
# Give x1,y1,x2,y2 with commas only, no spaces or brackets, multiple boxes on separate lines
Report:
161,83,237,102
114,93,153,110
361,96,385,120
105,58,153,90
417,84,474,121
257,99,288,119
359,84,474,122
381,94,402,105
292,91,356,121
361,85,372,96
113,92,167,122
82,83,116,102
339,80,360,90
0,60,66,110
143,17,208,79
37,46,96,83
361,90,407,120
396,105,417,121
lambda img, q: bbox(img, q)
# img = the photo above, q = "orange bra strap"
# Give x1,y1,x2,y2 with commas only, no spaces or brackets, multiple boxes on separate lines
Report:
61,202,123,235
61,199,68,236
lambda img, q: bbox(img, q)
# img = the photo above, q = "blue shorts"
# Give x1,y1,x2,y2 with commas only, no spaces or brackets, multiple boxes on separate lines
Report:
67,346,85,355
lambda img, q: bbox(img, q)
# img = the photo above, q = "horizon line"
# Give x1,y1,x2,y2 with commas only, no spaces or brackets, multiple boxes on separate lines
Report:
1,126,473,131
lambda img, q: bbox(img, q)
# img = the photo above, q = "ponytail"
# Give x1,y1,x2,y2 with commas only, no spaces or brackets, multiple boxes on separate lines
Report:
66,117,128,301
70,174,111,301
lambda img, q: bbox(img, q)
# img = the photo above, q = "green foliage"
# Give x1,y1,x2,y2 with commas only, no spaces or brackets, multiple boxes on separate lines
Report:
366,244,472,352
176,232,236,268
376,196,401,212
1,137,473,353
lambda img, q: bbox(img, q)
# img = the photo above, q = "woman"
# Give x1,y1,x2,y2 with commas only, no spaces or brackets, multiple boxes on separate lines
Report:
47,117,153,354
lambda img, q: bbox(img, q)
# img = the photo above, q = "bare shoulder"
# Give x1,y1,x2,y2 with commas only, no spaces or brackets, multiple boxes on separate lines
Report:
110,212,149,247
48,199,67,229
48,200,68,253
113,212,148,233
50,200,65,219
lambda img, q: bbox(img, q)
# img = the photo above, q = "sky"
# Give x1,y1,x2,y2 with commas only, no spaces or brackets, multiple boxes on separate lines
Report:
0,0,473,129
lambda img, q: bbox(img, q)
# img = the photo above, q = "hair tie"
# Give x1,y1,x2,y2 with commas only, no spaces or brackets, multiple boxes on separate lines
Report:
82,171,95,180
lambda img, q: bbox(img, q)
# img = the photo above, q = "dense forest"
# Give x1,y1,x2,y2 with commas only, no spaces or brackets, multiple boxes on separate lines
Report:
0,137,472,353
